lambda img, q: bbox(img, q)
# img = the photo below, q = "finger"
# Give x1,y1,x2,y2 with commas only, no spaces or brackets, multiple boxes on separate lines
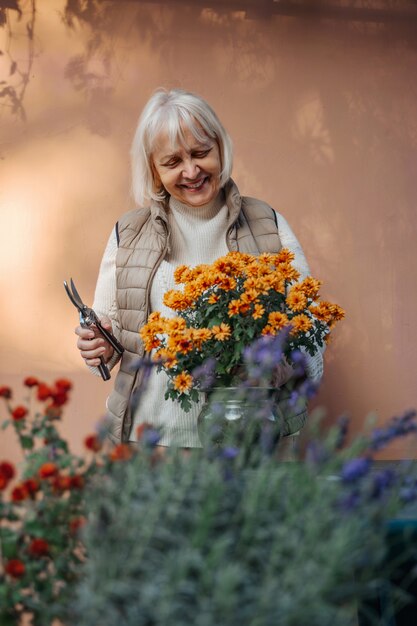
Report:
77,336,106,352
79,344,107,360
75,325,95,339
84,356,104,367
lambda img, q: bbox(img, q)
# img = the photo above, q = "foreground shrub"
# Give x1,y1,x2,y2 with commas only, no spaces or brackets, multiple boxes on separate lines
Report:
74,411,417,626
1,374,417,626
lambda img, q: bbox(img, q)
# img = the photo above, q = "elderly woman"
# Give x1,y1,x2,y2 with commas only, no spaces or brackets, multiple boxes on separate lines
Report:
75,88,323,448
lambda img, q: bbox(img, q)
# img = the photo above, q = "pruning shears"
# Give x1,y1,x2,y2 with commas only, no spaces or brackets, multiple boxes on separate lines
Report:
64,278,124,381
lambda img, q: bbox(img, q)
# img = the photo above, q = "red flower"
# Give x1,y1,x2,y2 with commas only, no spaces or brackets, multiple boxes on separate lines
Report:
52,474,72,492
0,461,15,480
24,376,39,388
136,422,154,440
54,378,72,393
0,386,12,399
69,516,87,534
84,434,102,452
11,484,30,501
5,559,25,578
11,405,28,421
37,383,52,401
50,391,68,407
38,462,58,479
69,474,85,489
28,538,49,557
109,443,133,462
23,477,39,495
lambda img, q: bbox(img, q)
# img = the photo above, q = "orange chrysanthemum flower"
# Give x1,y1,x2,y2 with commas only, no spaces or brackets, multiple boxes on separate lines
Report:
267,311,289,330
275,248,295,264
153,349,178,368
258,252,275,264
261,324,276,336
174,264,192,284
297,277,322,299
166,317,186,333
240,289,259,304
217,275,236,291
228,300,241,316
286,289,308,312
163,290,192,311
173,372,193,393
290,314,313,335
169,336,193,355
208,293,220,304
309,302,333,323
279,262,300,282
211,323,231,341
252,303,265,320
190,328,212,348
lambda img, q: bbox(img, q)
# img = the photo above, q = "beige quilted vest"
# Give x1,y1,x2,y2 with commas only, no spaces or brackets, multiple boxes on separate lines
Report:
106,180,307,444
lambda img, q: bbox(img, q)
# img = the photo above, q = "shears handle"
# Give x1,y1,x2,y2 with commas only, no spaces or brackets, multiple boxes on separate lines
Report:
98,357,111,382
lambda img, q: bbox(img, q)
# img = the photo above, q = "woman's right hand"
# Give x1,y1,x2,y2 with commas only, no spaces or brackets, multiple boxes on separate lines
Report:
75,316,114,367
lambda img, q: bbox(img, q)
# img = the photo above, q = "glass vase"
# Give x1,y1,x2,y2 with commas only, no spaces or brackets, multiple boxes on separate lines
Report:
197,386,278,449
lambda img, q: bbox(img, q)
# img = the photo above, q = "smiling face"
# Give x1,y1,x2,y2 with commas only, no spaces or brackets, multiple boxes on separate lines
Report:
151,125,222,207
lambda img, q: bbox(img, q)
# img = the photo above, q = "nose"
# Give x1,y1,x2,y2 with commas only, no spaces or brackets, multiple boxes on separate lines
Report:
182,158,199,180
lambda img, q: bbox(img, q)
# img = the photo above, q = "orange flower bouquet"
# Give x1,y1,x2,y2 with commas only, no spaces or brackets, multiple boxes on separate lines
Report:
140,250,344,411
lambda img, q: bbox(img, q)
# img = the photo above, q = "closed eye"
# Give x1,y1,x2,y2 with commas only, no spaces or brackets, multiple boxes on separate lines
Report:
161,157,181,168
192,148,212,158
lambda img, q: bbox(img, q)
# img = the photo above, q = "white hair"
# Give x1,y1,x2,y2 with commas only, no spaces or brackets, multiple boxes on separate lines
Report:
131,88,233,206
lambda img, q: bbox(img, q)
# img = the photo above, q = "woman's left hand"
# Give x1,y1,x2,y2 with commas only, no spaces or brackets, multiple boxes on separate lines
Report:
271,358,295,388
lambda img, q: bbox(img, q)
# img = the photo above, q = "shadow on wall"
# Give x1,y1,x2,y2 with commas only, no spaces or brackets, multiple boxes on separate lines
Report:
1,0,417,455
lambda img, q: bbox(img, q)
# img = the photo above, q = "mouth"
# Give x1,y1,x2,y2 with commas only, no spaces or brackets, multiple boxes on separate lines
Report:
179,176,209,192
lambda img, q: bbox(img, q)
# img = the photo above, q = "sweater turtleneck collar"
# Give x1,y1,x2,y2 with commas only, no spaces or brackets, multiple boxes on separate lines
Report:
168,189,225,220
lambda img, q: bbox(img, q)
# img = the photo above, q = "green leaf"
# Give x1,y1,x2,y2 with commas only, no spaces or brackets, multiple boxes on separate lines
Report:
1,419,10,430
0,528,19,558
20,435,34,450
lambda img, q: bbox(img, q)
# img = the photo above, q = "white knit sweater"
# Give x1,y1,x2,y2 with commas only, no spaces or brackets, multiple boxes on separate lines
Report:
92,192,324,446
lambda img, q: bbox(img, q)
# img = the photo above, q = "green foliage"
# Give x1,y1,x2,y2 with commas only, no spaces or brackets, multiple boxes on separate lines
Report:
74,424,417,626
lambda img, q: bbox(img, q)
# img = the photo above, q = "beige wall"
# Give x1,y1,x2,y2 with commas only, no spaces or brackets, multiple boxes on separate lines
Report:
1,1,416,461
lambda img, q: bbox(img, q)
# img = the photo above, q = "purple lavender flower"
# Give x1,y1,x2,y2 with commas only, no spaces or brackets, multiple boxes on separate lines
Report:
143,429,161,447
221,446,239,460
288,379,318,408
192,358,216,392
369,410,417,451
289,350,307,378
341,457,372,483
305,440,329,466
399,486,417,503
243,332,287,380
335,414,350,450
339,490,360,512
370,469,395,499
